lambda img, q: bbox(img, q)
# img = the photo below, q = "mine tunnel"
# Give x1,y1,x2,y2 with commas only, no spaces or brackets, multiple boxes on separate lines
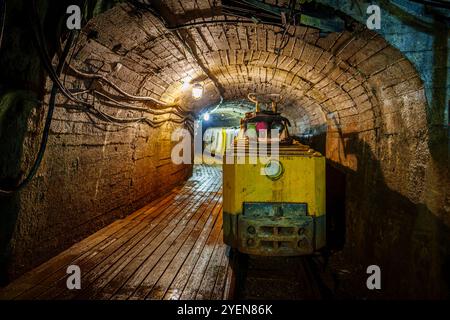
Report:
0,0,449,301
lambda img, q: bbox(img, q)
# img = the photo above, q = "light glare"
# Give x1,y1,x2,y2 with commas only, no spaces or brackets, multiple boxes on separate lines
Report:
192,83,203,99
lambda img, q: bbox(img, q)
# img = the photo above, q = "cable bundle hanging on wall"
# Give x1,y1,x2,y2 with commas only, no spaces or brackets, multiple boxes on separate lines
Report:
0,13,75,194
65,64,191,118
28,0,192,129
35,0,194,124
0,0,193,194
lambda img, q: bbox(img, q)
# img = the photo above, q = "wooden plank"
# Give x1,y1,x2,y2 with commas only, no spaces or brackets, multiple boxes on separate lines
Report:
147,199,223,300
2,189,181,300
95,174,218,299
80,180,218,299
0,165,232,301
222,258,236,300
139,190,222,299
129,191,222,300
210,234,230,300
51,175,214,300
195,229,227,300
29,176,206,300
0,219,128,300
85,183,221,300
109,179,220,300
177,215,224,300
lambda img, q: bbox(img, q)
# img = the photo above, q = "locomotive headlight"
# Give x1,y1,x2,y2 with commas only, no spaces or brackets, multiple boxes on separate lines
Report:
263,159,284,180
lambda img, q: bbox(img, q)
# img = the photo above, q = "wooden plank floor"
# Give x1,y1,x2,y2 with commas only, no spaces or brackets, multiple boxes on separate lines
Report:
0,165,233,300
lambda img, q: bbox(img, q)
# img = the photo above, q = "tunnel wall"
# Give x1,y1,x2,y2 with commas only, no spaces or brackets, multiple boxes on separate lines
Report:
287,80,448,298
1,0,448,299
285,84,448,298
3,89,191,281
326,123,446,299
325,62,448,298
317,0,449,125
3,87,191,281
0,0,192,283
317,0,449,299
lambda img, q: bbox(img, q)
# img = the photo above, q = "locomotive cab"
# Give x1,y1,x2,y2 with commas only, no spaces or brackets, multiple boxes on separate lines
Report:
222,93,326,256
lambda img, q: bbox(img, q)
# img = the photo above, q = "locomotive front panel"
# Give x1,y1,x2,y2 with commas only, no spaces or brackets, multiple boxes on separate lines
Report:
223,149,326,256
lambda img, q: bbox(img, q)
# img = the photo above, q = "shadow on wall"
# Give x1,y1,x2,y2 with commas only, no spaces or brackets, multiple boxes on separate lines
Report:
298,131,346,251
0,92,41,286
0,196,19,287
325,162,346,251
0,0,130,287
327,133,450,299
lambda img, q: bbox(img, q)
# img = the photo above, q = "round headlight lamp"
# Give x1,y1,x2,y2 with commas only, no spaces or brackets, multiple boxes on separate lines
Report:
264,160,284,180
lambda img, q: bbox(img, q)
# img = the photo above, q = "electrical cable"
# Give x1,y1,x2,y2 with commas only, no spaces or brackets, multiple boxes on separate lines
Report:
66,66,194,119
270,0,298,83
133,1,228,103
67,64,170,106
409,0,450,10
0,30,74,194
0,0,5,51
29,0,191,128
63,30,81,86
87,89,189,117
165,19,284,30
0,1,193,194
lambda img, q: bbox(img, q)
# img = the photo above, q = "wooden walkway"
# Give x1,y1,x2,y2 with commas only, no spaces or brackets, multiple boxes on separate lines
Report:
0,165,233,300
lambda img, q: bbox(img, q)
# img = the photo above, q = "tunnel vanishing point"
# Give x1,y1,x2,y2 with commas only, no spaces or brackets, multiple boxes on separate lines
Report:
0,0,449,300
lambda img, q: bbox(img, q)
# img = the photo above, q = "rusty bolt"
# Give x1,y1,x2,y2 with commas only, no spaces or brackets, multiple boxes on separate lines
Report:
247,226,256,234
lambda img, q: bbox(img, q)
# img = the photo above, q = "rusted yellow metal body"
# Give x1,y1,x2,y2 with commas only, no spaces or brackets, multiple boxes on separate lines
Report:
223,143,326,256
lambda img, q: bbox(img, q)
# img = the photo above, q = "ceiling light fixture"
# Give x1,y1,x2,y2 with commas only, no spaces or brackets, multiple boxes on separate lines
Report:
192,83,203,100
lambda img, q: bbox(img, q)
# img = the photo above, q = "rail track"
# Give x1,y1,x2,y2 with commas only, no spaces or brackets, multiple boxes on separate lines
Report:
231,251,333,300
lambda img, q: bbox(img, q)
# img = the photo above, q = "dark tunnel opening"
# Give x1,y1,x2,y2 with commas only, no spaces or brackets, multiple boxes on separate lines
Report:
326,162,346,251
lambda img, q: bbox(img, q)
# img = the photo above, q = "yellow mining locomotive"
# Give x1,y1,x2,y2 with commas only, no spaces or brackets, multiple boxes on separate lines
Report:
223,93,326,256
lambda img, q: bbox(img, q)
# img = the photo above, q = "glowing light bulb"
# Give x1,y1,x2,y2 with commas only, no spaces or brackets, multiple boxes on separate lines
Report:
192,83,203,100
203,113,210,121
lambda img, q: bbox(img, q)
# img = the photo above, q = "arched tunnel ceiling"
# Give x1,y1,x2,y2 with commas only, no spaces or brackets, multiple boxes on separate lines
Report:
68,0,426,135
